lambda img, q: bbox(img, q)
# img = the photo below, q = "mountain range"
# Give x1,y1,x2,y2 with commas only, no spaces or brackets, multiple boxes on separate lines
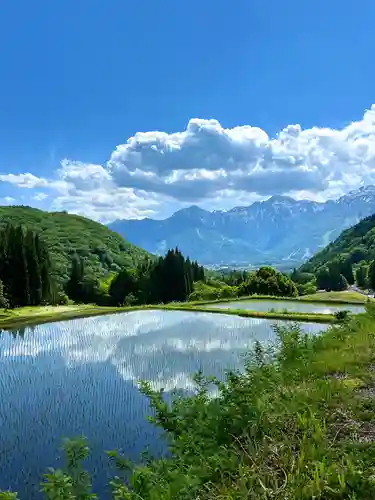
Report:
108,186,375,267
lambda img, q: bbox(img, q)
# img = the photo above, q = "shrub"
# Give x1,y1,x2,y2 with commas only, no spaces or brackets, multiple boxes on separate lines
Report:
334,309,350,322
4,316,375,498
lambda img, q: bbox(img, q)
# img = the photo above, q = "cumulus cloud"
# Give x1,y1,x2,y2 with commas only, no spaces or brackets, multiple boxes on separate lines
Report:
33,192,48,201
1,105,375,220
0,162,162,222
50,186,159,222
0,173,50,189
107,105,375,202
58,160,112,191
0,172,68,192
0,196,16,205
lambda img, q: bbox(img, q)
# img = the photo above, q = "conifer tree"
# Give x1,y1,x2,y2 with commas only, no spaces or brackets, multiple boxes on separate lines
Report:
0,278,9,309
356,265,368,288
368,260,375,291
8,225,30,306
25,230,42,305
109,267,138,306
35,233,54,304
66,254,85,302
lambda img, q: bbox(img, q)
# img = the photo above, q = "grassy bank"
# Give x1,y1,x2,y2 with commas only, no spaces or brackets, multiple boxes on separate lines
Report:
0,302,336,330
5,305,375,498
188,289,370,307
301,290,370,303
0,304,127,330
0,290,367,330
166,304,336,323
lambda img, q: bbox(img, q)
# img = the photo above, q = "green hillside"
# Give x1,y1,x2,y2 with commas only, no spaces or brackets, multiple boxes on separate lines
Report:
300,213,375,274
0,206,149,282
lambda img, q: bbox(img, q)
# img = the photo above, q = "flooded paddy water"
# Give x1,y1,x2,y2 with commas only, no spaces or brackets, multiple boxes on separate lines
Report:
0,309,328,498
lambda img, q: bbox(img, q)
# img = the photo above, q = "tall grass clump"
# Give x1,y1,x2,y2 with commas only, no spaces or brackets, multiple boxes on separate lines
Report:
3,312,375,499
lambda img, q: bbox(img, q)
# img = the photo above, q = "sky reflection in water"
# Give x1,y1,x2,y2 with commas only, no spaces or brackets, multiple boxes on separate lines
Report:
0,310,327,499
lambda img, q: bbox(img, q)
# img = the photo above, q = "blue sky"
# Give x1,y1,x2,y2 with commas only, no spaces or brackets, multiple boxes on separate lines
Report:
1,0,375,221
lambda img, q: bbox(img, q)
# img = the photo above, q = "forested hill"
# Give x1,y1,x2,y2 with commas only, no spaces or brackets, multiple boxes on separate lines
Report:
0,206,149,281
300,213,375,273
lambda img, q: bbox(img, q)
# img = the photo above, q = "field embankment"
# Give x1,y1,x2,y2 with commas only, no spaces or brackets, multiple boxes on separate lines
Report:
166,304,336,323
188,289,370,306
0,302,337,330
300,290,371,303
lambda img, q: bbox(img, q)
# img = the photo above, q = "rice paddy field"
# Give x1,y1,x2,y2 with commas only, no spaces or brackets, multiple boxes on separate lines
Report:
205,299,365,315
0,310,328,499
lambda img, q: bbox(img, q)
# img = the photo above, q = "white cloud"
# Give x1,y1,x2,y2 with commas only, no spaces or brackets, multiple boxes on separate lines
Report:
50,187,159,223
58,160,112,191
1,105,375,220
0,173,49,189
33,192,48,201
0,172,68,192
0,164,163,223
107,105,375,202
0,196,16,205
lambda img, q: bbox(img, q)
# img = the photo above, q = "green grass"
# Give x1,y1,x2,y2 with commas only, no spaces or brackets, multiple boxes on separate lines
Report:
0,304,127,329
167,304,336,323
300,290,370,303
5,305,375,498
189,290,370,306
0,302,338,330
2,290,368,330
1,289,367,330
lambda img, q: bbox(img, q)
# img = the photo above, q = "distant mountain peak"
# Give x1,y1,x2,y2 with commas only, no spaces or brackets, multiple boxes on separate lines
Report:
267,194,296,204
108,184,375,266
342,184,375,198
356,185,375,193
172,205,209,218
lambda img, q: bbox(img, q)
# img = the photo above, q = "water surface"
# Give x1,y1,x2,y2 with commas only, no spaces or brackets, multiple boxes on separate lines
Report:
0,310,327,498
206,299,365,315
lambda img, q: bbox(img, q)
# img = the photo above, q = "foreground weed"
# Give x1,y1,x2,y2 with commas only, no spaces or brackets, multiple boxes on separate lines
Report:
3,312,375,498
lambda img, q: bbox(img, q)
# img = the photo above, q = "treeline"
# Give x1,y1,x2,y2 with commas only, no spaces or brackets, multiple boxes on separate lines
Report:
0,224,56,308
239,266,298,297
354,261,375,291
66,248,205,306
190,266,298,301
292,257,354,294
0,223,206,309
296,214,375,294
293,254,375,294
0,222,300,309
